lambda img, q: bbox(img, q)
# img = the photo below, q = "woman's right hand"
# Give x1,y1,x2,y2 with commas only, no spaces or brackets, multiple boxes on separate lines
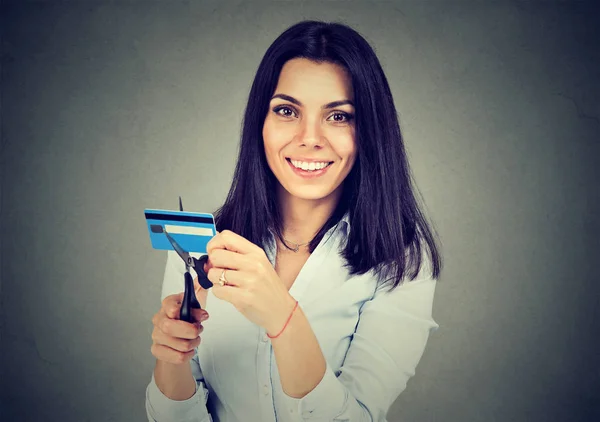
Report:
151,292,210,365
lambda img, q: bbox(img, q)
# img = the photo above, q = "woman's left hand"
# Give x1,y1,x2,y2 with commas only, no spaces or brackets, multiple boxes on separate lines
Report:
203,230,297,335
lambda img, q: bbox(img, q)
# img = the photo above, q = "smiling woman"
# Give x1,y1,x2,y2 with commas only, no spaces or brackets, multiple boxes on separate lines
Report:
146,20,442,422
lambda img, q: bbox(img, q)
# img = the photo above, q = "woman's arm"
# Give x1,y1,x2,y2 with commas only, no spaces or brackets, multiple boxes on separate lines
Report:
153,360,197,400
146,349,212,422
145,250,213,422
270,297,327,398
274,261,439,421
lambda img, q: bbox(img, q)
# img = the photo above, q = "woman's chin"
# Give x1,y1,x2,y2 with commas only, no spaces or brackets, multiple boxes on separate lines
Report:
283,185,339,202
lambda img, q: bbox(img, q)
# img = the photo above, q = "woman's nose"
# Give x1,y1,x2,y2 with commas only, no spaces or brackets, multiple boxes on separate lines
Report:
297,117,324,147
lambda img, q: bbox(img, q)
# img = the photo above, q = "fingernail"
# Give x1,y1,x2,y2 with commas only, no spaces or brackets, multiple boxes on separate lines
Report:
200,313,209,321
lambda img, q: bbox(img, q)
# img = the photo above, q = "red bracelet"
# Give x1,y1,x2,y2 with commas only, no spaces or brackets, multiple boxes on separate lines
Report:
267,300,299,339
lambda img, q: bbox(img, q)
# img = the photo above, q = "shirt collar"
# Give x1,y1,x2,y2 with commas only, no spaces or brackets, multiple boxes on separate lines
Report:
340,211,350,230
335,211,351,239
265,211,351,251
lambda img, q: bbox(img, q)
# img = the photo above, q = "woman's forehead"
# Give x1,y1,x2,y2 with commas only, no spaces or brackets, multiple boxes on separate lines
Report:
274,58,353,103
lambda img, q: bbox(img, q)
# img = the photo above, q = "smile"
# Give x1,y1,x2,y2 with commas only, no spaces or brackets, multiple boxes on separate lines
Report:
285,158,333,178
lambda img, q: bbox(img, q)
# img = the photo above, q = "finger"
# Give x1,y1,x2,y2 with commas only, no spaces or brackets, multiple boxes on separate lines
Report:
208,267,242,288
151,309,167,328
207,230,262,255
163,292,208,321
212,284,249,313
191,305,209,322
152,327,203,352
153,308,207,339
159,314,203,340
151,344,197,365
208,248,250,271
163,297,184,320
162,293,185,319
210,279,241,306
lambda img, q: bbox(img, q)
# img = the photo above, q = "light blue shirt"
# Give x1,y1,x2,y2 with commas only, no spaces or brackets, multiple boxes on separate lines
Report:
146,214,439,421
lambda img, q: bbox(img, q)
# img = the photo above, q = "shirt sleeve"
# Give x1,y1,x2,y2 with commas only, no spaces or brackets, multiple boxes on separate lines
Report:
145,250,213,422
282,257,439,421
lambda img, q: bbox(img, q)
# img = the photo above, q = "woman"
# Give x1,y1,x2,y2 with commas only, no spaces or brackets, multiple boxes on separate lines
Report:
146,20,442,422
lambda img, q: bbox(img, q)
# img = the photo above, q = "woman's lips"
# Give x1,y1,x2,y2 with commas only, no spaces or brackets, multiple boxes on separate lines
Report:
286,158,333,179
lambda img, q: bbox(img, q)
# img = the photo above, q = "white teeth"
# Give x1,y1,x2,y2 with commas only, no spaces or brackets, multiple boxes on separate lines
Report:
290,160,331,171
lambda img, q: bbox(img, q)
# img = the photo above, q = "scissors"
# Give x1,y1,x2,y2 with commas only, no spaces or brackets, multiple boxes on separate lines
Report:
163,196,213,322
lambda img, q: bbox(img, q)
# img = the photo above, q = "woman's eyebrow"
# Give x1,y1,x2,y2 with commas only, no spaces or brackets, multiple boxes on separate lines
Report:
271,93,354,109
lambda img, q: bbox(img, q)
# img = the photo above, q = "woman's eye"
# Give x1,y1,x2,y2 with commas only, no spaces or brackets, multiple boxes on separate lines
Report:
328,112,353,123
273,106,297,118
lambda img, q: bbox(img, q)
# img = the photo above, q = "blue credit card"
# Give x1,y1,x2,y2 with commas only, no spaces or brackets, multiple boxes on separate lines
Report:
144,208,216,254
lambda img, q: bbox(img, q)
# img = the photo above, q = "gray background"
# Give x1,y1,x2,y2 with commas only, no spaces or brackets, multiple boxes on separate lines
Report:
1,1,598,421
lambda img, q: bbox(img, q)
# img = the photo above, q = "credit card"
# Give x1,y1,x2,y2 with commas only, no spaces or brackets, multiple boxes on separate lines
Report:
144,208,216,254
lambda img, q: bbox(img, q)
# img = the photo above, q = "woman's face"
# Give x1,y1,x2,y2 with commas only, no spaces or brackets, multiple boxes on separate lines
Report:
262,58,357,204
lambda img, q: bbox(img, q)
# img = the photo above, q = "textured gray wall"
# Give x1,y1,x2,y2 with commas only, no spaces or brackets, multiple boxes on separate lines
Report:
2,1,598,421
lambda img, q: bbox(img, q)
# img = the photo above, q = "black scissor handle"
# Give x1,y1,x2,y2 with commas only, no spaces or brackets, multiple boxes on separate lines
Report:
179,255,212,323
189,255,213,290
180,271,200,322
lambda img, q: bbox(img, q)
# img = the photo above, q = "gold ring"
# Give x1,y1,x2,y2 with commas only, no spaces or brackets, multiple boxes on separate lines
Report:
218,269,228,286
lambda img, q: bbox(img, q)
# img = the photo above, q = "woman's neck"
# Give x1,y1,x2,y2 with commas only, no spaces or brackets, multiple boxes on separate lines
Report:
276,184,341,244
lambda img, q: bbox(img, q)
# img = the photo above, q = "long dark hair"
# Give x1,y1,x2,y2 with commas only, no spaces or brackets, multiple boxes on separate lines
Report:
213,20,442,290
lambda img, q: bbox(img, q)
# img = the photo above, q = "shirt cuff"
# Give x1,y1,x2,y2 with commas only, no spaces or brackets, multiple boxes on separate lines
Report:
146,372,210,422
281,361,348,420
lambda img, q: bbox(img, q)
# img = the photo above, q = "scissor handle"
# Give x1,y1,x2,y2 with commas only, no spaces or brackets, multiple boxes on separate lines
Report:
190,255,213,289
179,255,212,323
180,271,201,322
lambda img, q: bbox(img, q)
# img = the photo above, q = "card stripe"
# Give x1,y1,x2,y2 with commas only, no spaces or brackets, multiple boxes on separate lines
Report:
164,224,214,236
144,212,214,224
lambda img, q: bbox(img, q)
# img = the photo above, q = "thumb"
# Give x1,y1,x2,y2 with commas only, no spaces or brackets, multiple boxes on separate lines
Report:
191,307,209,324
163,292,185,320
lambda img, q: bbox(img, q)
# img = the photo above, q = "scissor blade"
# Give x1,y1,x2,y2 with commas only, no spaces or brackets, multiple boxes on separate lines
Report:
164,229,190,267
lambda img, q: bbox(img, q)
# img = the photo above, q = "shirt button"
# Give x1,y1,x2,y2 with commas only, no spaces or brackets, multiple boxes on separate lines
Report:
263,384,270,395
262,334,269,342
